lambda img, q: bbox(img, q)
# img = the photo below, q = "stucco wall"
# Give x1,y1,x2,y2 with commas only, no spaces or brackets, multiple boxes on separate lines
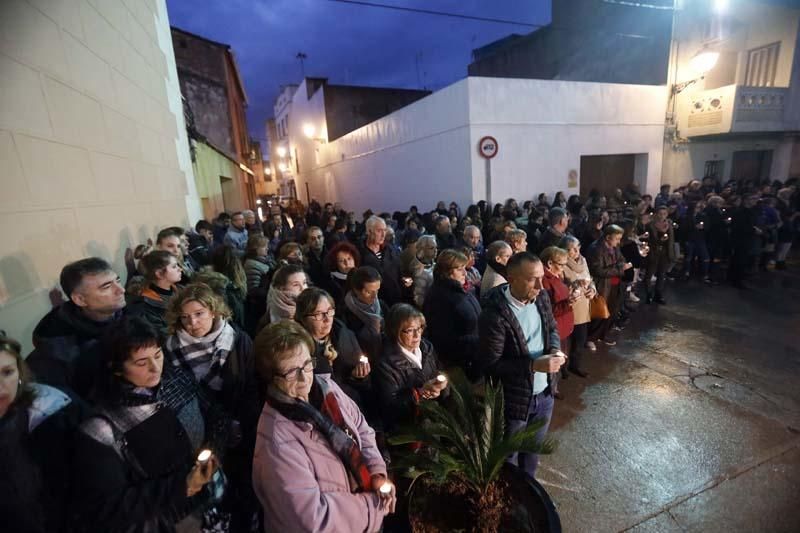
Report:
301,80,473,215
466,77,668,201
0,0,199,352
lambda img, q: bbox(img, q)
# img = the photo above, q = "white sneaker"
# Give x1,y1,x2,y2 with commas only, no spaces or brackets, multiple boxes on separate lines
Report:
628,293,640,303
585,341,597,352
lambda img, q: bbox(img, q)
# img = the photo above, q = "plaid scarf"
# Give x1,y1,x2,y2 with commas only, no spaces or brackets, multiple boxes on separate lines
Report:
166,320,236,392
265,377,372,491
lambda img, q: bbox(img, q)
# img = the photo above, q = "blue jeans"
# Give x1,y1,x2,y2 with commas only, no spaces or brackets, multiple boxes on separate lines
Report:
506,390,554,479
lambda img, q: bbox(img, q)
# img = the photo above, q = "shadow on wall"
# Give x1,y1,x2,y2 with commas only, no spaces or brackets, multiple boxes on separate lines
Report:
0,253,41,306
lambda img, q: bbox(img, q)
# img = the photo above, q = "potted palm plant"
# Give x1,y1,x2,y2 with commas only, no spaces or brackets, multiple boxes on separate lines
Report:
388,370,561,533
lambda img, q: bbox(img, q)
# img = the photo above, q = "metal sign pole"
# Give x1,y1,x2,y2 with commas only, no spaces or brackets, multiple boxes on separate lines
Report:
485,158,492,205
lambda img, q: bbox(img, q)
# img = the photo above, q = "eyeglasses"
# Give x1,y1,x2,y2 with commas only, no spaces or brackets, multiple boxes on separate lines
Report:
305,308,335,321
275,359,314,382
400,325,425,336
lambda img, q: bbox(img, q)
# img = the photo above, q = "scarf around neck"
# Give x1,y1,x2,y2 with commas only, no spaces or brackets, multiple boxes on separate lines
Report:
265,377,373,491
486,258,508,279
166,319,236,391
344,291,383,336
268,286,299,322
331,270,348,281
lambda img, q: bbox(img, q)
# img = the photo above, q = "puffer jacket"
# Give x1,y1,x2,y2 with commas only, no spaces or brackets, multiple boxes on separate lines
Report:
423,277,481,370
476,285,560,422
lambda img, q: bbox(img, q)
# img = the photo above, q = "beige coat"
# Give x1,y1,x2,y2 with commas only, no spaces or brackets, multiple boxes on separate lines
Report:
562,256,595,325
480,264,506,300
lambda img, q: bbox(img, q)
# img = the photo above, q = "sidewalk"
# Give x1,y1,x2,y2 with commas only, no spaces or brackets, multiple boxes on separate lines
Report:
541,268,800,532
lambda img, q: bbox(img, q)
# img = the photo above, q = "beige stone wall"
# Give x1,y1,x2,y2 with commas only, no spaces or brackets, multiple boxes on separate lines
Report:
0,0,201,353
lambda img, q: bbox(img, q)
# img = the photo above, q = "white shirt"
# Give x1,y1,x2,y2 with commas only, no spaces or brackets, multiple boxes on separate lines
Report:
398,343,423,369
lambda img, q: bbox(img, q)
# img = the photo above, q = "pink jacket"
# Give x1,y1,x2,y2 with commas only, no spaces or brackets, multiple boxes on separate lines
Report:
253,376,388,532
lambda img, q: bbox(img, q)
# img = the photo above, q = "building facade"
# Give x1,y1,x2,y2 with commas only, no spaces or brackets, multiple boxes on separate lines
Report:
171,27,258,215
0,0,200,352
268,78,430,203
663,0,800,186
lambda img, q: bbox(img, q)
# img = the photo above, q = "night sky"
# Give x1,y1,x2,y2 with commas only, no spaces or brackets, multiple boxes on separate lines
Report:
165,0,551,151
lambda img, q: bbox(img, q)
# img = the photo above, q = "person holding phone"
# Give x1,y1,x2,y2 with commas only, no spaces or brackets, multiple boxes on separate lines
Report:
71,316,227,532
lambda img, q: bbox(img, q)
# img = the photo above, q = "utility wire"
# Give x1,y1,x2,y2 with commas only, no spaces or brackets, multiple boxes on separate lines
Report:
326,0,543,28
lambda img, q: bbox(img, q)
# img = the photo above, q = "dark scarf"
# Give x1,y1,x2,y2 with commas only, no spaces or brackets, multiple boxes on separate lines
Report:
486,257,508,279
265,377,372,491
57,301,121,339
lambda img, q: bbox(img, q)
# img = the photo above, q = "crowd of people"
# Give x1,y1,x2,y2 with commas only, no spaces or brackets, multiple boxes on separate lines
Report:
2,175,797,533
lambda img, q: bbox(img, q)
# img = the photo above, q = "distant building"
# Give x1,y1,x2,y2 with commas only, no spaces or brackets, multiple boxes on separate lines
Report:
469,0,800,188
268,78,430,201
468,0,673,86
172,27,260,216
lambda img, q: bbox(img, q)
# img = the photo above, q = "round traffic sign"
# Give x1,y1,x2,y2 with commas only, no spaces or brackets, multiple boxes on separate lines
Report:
478,136,498,159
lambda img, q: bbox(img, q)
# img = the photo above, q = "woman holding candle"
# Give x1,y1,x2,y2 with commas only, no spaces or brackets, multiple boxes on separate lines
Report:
560,236,597,371
295,287,380,427
681,200,711,283
343,266,388,362
374,304,449,432
71,316,226,532
644,206,676,304
252,321,394,532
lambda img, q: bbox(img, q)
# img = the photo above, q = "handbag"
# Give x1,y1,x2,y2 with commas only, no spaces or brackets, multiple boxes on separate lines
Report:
590,294,610,320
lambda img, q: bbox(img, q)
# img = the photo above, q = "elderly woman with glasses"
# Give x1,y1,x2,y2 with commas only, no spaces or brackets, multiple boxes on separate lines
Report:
540,247,576,398
252,321,394,532
374,304,449,432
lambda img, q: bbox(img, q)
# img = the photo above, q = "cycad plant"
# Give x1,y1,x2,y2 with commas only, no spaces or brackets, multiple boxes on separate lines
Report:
389,370,556,532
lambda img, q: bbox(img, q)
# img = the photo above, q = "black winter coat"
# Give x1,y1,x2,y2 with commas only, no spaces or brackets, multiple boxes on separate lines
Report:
27,302,122,403
71,368,224,533
423,278,481,370
126,285,173,333
477,285,561,422
359,243,403,306
342,299,388,362
374,338,444,431
0,385,82,533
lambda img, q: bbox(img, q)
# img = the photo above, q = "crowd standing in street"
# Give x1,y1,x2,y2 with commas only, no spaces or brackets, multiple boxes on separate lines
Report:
3,175,798,532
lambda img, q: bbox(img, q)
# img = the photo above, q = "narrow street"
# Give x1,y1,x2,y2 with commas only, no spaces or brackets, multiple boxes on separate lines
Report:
543,269,800,533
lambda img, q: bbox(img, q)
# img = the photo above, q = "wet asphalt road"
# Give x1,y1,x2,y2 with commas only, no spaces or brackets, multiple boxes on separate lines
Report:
540,267,800,533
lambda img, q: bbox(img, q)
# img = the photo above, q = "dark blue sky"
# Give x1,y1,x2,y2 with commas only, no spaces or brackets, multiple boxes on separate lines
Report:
165,0,551,149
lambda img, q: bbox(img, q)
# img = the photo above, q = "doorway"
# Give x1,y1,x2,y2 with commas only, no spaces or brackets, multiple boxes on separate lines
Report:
731,150,773,181
579,154,636,198
220,176,235,212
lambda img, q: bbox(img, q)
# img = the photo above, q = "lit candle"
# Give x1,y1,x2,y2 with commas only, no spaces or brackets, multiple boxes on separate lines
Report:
197,449,212,465
379,481,393,495
359,355,368,365
436,374,446,383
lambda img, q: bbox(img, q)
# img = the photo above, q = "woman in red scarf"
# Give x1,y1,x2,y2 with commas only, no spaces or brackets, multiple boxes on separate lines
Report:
540,246,576,399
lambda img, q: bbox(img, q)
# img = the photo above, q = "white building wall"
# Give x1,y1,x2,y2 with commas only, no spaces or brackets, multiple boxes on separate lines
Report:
302,80,472,215
466,77,668,199
0,0,200,352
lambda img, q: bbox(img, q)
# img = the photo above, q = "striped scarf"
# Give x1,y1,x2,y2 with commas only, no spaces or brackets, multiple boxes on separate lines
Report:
166,320,236,392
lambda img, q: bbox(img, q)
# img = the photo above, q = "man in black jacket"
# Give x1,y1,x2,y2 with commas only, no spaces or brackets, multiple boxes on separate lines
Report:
359,215,405,305
27,257,126,403
305,226,327,287
477,252,565,478
537,207,570,253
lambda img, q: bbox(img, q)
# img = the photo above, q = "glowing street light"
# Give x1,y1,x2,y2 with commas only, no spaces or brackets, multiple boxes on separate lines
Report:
276,145,287,158
714,0,729,13
278,162,288,172
303,123,316,139
689,48,720,75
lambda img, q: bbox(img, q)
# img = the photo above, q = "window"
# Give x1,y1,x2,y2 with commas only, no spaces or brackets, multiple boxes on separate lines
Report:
746,42,780,87
704,160,724,181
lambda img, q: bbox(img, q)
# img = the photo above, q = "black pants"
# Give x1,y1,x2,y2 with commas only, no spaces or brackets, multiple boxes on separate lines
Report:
588,284,622,341
570,323,588,371
729,246,755,285
644,249,670,299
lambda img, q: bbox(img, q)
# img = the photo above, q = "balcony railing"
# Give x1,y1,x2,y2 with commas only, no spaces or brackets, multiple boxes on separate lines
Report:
681,84,788,137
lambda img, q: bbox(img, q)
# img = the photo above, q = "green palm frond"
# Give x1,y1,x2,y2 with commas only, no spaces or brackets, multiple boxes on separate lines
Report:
388,369,557,495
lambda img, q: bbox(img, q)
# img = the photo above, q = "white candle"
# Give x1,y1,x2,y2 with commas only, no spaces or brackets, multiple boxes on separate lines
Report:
379,481,393,494
436,374,446,383
197,449,212,465
359,355,369,365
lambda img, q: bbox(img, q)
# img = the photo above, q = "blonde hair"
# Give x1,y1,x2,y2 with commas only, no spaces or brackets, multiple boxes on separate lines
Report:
433,249,468,280
540,246,568,266
165,283,231,334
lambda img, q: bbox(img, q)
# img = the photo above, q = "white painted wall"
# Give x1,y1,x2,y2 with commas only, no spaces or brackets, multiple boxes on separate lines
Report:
466,77,668,200
301,80,472,215
0,0,200,352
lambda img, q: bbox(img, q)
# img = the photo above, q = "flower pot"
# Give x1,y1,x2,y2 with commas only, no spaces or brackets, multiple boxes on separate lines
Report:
404,463,561,533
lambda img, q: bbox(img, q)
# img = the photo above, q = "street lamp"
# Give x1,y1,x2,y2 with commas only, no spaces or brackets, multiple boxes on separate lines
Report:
276,145,287,158
278,162,288,172
689,47,720,76
303,123,316,139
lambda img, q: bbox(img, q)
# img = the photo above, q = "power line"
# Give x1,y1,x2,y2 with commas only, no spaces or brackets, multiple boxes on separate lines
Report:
326,0,543,28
